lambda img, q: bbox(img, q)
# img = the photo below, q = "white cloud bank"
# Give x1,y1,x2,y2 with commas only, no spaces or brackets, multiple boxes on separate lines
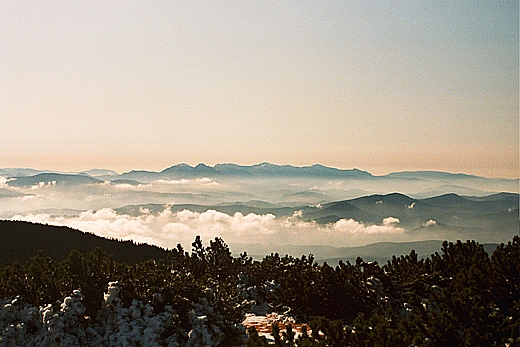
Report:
154,178,220,186
0,176,18,189
9,208,406,249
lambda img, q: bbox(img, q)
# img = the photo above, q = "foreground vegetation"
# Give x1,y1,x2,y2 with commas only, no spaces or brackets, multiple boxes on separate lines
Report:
0,230,518,346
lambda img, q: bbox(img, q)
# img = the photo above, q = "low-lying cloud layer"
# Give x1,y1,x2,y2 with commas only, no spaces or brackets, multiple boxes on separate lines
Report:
9,207,406,249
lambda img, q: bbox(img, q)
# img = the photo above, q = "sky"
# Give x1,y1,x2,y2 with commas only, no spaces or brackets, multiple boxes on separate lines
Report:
1,1,518,178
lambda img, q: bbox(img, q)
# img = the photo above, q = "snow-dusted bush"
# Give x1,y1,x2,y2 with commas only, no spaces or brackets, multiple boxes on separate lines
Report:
186,298,225,347
0,280,250,347
0,290,93,347
237,273,279,316
95,281,183,347
0,282,186,347
0,296,40,346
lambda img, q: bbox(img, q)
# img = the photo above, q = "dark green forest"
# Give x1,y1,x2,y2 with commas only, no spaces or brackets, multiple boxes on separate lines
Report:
0,221,518,346
0,221,169,265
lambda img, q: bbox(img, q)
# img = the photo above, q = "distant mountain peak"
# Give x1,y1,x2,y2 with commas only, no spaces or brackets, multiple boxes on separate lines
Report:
384,171,479,180
80,169,119,177
6,173,103,187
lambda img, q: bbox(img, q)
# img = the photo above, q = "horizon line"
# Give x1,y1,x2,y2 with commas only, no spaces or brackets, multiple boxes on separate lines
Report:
1,162,518,180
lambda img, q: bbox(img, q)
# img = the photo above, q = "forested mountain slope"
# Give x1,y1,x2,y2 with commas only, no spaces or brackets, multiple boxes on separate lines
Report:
0,221,168,265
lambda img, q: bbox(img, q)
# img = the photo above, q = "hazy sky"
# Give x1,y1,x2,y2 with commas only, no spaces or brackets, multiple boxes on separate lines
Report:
1,1,518,178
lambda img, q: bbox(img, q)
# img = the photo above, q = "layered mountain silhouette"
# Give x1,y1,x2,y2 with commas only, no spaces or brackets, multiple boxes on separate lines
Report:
6,173,103,187
113,192,519,240
2,163,517,186
118,162,374,181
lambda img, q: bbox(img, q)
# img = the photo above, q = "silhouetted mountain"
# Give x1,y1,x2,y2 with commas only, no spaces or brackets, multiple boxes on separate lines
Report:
301,192,519,233
383,171,478,180
281,190,330,204
348,192,416,208
112,192,519,237
0,168,50,177
227,162,373,178
156,162,373,179
230,239,505,265
213,163,254,176
160,163,221,178
80,169,119,177
4,165,515,197
118,170,161,181
0,221,169,265
315,200,360,217
7,173,103,187
412,184,491,198
115,203,298,218
465,192,519,202
0,188,28,198
422,193,473,206
112,163,376,182
109,179,144,186
304,193,419,225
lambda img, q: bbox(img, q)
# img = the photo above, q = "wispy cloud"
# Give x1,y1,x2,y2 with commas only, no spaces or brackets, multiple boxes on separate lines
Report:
0,176,19,189
423,220,437,228
0,177,8,189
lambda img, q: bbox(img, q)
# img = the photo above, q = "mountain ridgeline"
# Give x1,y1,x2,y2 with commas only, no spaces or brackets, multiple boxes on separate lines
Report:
128,163,374,180
0,221,168,265
2,163,517,204
3,162,517,183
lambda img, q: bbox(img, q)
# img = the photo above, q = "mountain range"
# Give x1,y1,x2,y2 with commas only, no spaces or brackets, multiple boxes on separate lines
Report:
2,162,517,189
1,162,515,180
1,163,518,244
118,163,374,181
114,191,519,243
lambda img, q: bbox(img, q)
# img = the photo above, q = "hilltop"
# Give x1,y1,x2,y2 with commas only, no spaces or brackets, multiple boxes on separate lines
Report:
0,221,168,265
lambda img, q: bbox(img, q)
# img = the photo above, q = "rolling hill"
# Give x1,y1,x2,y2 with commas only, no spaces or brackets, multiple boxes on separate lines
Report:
6,173,103,187
0,221,169,265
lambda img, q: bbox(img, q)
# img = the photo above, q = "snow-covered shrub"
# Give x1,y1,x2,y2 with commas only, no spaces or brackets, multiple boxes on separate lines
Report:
186,297,244,347
95,281,183,347
39,289,93,346
0,296,40,346
0,290,94,347
0,282,186,347
237,275,279,316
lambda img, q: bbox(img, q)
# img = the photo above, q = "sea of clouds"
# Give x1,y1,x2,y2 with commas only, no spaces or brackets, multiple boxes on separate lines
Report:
8,207,406,250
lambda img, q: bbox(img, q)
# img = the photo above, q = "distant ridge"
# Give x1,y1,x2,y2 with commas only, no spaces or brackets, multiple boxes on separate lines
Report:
6,173,103,187
2,164,518,179
120,162,373,180
0,221,169,265
2,164,518,198
232,239,502,265
2,163,518,182
383,171,478,180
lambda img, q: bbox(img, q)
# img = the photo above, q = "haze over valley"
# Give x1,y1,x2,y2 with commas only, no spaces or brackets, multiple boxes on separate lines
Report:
1,163,517,259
